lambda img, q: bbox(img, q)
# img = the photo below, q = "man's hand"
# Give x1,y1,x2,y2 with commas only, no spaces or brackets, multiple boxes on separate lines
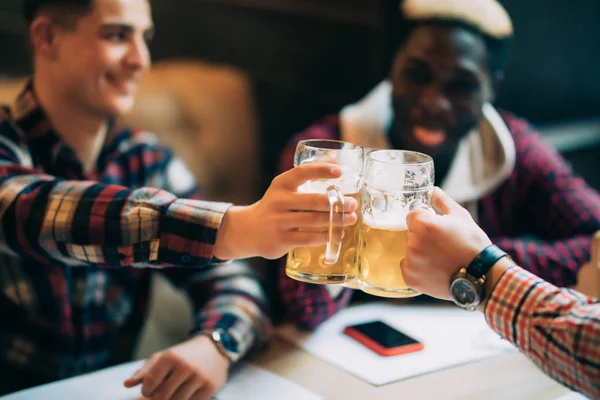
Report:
124,335,230,400
400,187,493,300
215,163,358,260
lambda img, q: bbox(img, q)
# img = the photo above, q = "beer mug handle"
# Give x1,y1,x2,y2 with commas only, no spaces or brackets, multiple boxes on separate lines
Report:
323,185,344,265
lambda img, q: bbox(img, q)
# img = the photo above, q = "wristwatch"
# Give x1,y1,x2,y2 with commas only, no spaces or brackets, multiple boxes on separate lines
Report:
449,244,509,311
200,328,236,364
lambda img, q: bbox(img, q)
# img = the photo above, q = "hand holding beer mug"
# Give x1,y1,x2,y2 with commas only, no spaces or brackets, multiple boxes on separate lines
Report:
358,150,434,297
285,139,364,284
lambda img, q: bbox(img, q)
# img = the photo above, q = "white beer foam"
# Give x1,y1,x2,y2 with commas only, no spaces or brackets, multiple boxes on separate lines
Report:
363,213,408,231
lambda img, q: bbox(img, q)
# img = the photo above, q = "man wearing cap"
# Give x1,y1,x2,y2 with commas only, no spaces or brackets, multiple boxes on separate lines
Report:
277,0,600,329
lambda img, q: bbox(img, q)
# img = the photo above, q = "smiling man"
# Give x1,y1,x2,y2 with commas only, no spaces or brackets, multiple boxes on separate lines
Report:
0,0,361,398
277,0,600,329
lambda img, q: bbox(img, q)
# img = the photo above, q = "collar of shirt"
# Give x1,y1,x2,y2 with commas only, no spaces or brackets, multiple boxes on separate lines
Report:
11,79,121,179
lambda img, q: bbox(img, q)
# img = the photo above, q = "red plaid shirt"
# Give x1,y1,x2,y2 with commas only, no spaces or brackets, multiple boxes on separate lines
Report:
277,112,600,329
486,266,600,398
0,82,270,395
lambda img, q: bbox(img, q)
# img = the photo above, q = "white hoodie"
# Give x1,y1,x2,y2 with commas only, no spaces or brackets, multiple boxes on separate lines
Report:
339,80,517,221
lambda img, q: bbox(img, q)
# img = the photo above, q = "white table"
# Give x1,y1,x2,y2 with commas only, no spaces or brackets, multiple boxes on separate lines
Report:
253,336,575,399
0,337,577,400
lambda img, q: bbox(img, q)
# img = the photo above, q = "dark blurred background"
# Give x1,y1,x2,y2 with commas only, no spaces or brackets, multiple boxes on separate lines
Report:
2,0,599,190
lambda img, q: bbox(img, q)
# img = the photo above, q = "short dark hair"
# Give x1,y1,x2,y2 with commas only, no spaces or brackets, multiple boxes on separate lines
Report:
24,0,95,27
387,1,513,78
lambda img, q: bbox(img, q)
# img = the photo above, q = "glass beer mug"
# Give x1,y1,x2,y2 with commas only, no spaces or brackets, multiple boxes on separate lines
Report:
285,139,364,284
358,150,434,297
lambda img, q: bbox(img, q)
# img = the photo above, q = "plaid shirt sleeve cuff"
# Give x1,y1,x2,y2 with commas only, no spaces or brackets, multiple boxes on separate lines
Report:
157,199,232,265
484,266,539,349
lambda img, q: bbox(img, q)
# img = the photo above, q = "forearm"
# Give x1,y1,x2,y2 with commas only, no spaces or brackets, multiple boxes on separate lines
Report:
499,119,600,288
0,171,230,266
483,264,600,398
186,262,272,363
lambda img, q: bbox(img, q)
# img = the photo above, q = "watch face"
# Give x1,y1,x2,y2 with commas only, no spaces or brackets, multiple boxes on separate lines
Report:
451,278,478,306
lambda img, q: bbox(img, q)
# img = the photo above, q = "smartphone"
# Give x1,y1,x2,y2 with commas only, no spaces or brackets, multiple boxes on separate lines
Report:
343,320,424,357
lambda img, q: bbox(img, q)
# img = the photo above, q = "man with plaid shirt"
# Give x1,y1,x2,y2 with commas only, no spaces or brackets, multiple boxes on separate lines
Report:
403,188,600,399
0,0,358,397
277,0,600,330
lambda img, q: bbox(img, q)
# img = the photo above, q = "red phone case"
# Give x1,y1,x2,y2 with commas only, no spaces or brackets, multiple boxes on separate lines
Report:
343,326,425,357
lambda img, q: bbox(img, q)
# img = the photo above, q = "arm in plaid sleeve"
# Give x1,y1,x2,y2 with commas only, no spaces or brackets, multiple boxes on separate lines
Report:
276,117,353,330
160,155,271,363
489,114,600,287
0,130,230,268
485,265,600,399
163,262,271,363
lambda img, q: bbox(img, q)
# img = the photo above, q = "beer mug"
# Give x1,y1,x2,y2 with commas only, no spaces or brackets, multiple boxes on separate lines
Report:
358,150,434,297
285,139,364,284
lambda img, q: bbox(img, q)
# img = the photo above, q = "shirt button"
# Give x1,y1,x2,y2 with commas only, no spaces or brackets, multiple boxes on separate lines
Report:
181,254,191,263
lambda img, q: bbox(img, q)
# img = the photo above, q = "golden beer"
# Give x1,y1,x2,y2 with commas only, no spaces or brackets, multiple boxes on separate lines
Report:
356,149,432,297
357,214,419,298
286,191,361,284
